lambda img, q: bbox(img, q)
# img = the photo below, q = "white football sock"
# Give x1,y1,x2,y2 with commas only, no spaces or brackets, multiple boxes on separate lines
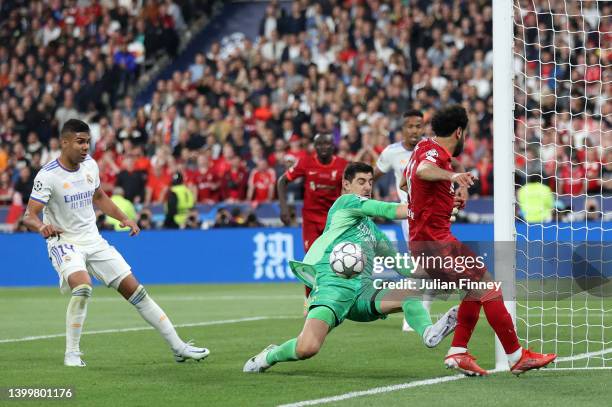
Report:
507,347,523,366
66,284,91,354
128,285,184,352
447,346,468,356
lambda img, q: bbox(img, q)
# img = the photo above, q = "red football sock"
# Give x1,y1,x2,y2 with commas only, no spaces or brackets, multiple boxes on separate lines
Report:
451,299,482,348
481,294,521,354
304,285,312,297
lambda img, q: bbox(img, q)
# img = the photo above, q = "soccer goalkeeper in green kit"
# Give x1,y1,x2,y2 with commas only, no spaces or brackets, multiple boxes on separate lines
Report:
243,162,459,373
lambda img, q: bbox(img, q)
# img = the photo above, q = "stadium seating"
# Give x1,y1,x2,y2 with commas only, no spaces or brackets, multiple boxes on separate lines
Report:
0,0,609,231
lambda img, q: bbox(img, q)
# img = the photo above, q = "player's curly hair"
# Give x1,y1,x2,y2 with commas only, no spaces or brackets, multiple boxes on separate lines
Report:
343,162,373,182
431,105,468,137
60,119,90,138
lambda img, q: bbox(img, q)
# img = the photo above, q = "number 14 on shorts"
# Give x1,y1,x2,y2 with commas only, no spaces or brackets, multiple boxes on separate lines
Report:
50,244,76,265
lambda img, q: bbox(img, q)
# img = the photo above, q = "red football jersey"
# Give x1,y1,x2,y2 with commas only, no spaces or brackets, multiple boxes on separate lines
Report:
192,168,220,202
285,154,347,227
559,164,586,196
249,168,276,202
585,161,601,192
405,138,455,241
221,167,248,201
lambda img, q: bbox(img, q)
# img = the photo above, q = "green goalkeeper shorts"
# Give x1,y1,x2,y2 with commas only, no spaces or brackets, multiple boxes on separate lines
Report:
307,274,388,327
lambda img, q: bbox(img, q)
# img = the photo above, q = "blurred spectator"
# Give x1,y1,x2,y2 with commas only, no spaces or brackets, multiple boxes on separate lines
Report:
55,91,79,132
247,158,276,203
187,153,220,203
220,156,248,202
96,209,112,231
230,207,245,226
563,197,603,222
145,161,171,205
98,150,121,196
164,172,195,229
259,3,281,39
137,208,155,230
585,198,602,221
114,41,138,97
116,156,147,203
14,167,34,206
244,211,262,227
189,53,206,83
213,207,235,228
42,138,62,165
106,187,137,231
184,208,202,230
0,171,15,205
557,155,586,197
518,175,554,223
472,150,493,196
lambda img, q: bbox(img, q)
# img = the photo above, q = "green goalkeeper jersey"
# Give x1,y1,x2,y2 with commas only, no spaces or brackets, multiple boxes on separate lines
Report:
296,194,413,289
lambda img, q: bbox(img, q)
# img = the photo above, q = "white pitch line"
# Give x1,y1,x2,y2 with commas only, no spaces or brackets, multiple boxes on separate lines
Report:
277,375,466,407
97,295,303,302
0,295,304,303
0,315,299,344
556,347,612,362
279,347,612,407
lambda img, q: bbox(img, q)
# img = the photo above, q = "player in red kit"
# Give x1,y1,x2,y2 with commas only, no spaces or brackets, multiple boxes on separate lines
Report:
278,134,348,307
402,105,556,376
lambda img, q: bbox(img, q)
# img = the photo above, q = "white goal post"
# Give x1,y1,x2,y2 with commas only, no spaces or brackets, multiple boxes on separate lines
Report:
493,0,516,371
495,0,611,370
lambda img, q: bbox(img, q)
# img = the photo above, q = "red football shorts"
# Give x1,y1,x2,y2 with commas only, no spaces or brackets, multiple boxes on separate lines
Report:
409,236,488,283
303,221,326,252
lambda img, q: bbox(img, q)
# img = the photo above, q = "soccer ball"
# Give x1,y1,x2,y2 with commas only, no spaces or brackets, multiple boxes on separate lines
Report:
329,242,365,278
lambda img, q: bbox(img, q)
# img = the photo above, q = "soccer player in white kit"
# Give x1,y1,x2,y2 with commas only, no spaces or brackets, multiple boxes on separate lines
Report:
374,110,468,331
23,119,209,367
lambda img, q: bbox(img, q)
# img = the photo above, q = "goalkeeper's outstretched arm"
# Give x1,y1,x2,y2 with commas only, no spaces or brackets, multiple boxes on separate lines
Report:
360,199,409,220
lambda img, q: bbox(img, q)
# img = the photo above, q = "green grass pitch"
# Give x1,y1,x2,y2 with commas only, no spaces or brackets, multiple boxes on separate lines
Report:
0,283,609,407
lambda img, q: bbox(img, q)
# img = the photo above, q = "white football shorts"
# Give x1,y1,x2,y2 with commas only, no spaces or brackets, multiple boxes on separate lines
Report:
47,236,131,293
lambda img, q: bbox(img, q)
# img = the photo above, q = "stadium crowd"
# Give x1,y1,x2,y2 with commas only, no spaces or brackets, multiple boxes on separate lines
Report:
513,0,611,199
0,0,609,229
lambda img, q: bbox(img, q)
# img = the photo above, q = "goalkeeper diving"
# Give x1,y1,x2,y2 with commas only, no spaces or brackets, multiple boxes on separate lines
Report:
243,162,458,373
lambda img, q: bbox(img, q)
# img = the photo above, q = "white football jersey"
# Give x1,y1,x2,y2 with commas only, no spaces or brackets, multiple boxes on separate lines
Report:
30,156,101,245
376,142,413,203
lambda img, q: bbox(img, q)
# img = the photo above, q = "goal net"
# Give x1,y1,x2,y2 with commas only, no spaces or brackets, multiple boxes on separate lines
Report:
509,0,611,369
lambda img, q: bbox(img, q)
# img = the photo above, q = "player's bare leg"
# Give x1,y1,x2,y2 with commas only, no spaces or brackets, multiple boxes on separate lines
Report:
116,273,209,362
244,309,331,372
64,271,93,367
